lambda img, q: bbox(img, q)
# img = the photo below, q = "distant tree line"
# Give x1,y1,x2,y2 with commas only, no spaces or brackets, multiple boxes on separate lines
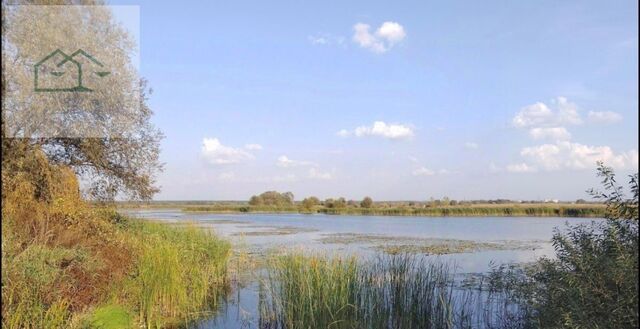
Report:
248,193,602,210
249,191,294,206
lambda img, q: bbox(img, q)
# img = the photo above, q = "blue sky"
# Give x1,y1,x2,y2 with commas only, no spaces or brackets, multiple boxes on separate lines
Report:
112,0,638,201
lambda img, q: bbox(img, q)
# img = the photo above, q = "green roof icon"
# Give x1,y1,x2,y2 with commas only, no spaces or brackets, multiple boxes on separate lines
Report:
34,49,110,92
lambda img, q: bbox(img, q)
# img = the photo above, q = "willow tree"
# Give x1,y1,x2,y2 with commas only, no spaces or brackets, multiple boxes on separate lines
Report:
2,2,162,200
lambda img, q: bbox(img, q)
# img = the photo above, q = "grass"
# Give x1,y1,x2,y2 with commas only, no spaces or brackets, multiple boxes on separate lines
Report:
170,203,605,217
1,163,232,328
126,221,231,328
259,252,531,329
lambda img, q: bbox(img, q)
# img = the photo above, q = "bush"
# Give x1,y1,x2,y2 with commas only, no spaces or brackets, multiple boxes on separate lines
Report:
527,163,638,328
1,153,231,328
489,163,639,328
360,196,373,208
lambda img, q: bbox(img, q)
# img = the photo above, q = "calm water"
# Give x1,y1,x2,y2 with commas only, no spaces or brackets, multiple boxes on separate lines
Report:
125,209,601,328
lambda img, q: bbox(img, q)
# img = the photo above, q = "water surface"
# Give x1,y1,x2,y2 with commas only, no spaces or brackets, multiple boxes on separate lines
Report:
126,209,600,328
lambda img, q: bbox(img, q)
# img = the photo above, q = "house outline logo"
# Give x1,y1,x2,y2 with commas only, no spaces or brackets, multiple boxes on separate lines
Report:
34,49,111,92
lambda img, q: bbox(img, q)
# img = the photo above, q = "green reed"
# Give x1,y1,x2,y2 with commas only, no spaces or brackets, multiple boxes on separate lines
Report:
259,253,532,329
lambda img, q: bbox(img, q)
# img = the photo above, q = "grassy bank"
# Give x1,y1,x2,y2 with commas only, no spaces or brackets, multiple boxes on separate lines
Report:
1,163,231,328
173,203,605,217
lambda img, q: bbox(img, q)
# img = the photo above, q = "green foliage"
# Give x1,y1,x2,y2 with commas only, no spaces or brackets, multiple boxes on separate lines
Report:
588,161,639,220
323,197,347,209
3,5,163,201
301,196,320,210
1,153,231,328
249,191,295,206
87,305,133,329
182,202,605,217
128,221,231,328
527,163,639,328
484,163,639,328
360,196,373,208
260,253,527,329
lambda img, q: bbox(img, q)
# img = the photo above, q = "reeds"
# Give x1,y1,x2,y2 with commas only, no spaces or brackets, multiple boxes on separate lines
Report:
179,204,605,217
123,221,232,328
259,253,532,329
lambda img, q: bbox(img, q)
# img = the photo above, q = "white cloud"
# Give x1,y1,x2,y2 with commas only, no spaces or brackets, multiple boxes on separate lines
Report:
513,97,582,128
376,22,406,43
276,155,314,168
201,138,254,165
528,127,571,141
308,35,328,45
244,143,263,150
308,168,333,180
587,111,622,124
464,142,479,150
353,21,406,53
412,166,435,176
506,163,537,173
340,121,414,140
336,129,351,137
520,141,638,171
308,33,346,46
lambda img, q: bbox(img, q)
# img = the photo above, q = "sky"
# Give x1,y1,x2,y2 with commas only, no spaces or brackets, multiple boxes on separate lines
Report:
111,0,638,201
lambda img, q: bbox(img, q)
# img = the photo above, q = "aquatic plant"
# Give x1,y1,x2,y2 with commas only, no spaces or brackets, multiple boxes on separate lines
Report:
259,253,531,329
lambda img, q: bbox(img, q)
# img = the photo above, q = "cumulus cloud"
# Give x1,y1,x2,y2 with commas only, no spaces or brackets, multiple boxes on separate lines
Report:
528,127,571,141
201,138,254,165
587,111,623,124
244,143,263,150
353,21,406,53
506,163,537,173
339,121,414,140
513,97,582,128
520,141,638,171
308,168,333,180
276,155,315,168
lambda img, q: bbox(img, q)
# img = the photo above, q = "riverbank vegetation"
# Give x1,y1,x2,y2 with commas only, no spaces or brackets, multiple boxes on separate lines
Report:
118,192,606,217
258,163,638,328
259,253,531,329
176,202,605,217
2,5,235,327
1,151,231,328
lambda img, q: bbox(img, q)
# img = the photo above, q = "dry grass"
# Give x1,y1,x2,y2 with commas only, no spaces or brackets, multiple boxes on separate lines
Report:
1,158,231,328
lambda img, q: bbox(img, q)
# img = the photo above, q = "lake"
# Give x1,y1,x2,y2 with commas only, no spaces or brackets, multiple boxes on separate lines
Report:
126,209,601,328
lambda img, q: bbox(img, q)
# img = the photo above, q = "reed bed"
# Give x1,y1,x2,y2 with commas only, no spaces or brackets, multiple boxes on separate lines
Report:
179,204,604,217
259,253,532,329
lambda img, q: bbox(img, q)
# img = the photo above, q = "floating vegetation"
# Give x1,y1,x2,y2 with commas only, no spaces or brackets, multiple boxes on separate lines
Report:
231,226,318,236
319,233,543,255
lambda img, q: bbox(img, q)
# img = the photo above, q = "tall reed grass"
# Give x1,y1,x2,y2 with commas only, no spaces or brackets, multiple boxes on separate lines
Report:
259,253,531,329
181,204,605,217
126,221,231,328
